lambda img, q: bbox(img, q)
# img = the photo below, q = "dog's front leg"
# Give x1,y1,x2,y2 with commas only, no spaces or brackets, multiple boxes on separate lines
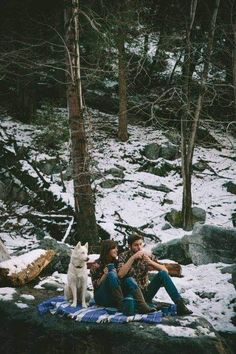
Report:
81,279,87,308
71,285,77,307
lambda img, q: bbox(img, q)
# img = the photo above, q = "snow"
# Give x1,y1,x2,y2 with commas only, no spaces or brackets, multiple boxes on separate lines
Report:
157,323,216,337
0,111,236,335
20,294,35,300
0,287,16,301
15,302,29,309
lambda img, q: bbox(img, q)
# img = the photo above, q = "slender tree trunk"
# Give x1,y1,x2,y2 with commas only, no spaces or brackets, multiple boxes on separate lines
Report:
233,22,236,120
181,0,220,230
64,0,98,245
117,29,128,142
181,0,198,230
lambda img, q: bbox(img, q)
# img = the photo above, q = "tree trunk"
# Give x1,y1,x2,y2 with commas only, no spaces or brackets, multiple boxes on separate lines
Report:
181,0,198,230
181,0,220,230
117,29,129,142
64,0,98,245
233,22,236,120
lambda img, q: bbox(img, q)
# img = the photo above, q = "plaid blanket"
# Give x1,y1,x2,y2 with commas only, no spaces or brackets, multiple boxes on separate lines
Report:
37,296,176,324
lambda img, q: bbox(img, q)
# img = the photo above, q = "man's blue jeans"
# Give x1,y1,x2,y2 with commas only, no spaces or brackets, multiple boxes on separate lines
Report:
121,271,181,303
94,271,120,307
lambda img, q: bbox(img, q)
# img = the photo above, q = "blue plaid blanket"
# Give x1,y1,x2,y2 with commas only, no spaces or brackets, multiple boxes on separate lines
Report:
38,296,176,324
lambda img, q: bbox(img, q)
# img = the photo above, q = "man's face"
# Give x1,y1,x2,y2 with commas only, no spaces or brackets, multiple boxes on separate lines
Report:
130,239,144,253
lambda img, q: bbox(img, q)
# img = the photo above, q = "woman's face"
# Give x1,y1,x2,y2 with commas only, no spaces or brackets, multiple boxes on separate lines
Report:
109,246,118,259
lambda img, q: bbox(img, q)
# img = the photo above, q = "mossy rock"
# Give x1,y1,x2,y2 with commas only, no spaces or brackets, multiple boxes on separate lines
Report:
165,208,206,229
106,168,125,179
139,160,175,177
100,179,123,189
142,143,161,160
223,182,236,195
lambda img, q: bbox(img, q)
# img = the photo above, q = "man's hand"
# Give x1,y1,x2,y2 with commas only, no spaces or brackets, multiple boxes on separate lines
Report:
132,250,144,260
143,253,152,264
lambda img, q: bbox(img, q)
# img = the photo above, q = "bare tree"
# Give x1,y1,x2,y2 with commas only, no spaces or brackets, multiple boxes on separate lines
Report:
64,0,98,244
181,0,221,230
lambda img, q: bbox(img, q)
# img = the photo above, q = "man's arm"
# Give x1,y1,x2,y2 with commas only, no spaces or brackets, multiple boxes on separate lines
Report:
118,251,144,278
143,254,168,272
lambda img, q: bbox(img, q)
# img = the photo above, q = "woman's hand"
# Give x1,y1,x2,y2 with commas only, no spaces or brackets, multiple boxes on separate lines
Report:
103,267,108,274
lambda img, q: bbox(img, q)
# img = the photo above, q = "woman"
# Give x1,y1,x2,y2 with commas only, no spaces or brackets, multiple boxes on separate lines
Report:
90,240,123,309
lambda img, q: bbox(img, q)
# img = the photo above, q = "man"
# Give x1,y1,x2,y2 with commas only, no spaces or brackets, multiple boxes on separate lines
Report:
118,234,193,315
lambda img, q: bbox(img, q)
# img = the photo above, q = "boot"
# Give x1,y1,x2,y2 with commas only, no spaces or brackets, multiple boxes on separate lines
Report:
176,298,193,316
133,288,156,314
111,286,123,310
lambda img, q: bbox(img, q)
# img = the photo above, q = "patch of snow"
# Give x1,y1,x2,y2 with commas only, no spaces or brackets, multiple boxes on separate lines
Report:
0,287,17,301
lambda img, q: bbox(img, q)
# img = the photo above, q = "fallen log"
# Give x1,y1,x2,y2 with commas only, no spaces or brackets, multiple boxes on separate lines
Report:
0,249,55,286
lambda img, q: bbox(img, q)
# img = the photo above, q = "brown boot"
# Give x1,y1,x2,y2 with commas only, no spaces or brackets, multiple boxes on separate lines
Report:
133,288,155,314
176,298,193,316
111,286,123,310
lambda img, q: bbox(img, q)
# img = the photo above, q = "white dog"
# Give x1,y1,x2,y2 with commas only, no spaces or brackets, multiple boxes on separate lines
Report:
64,241,89,308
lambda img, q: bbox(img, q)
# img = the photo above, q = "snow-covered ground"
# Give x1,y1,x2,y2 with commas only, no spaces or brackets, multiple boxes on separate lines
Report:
0,109,235,334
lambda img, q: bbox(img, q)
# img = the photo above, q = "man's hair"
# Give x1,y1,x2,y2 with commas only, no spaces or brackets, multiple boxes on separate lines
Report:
128,234,144,246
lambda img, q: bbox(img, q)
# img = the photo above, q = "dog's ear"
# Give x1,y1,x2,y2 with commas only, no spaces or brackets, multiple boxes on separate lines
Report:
84,242,88,249
76,241,81,248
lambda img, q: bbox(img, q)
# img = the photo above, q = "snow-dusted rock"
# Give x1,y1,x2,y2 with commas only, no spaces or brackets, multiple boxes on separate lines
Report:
182,224,236,265
0,239,11,262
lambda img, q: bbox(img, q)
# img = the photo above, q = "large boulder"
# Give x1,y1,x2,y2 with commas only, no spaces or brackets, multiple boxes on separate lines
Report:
39,238,71,273
152,239,192,265
181,224,236,265
0,287,232,354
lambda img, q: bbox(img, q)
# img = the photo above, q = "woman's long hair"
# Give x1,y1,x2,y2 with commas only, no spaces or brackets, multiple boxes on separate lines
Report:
99,240,117,266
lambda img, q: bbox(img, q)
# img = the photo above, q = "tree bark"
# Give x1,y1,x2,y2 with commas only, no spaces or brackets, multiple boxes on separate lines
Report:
117,29,129,142
64,0,98,245
233,22,236,121
181,0,220,230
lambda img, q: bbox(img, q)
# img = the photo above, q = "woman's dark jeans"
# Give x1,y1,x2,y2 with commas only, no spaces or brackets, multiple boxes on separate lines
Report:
94,271,120,307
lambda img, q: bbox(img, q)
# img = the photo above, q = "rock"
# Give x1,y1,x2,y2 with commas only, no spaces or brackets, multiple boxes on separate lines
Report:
142,143,161,160
100,179,123,188
193,160,209,172
152,239,192,265
165,209,183,228
165,208,206,228
160,143,180,161
0,289,231,354
223,182,236,195
195,291,216,300
192,207,206,223
140,182,173,193
161,223,172,230
232,269,236,289
106,168,125,178
181,224,236,265
39,238,71,273
139,159,175,177
142,142,180,161
232,213,236,227
0,239,11,262
220,264,236,275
